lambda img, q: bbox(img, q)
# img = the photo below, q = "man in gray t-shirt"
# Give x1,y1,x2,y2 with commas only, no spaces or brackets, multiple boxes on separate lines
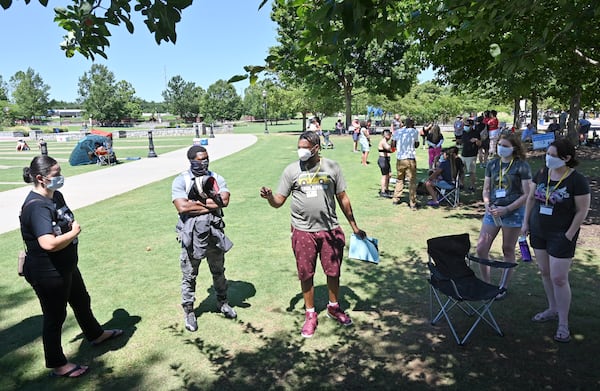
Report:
260,131,366,338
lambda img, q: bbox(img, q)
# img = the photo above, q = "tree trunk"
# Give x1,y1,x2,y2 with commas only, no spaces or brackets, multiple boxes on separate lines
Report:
301,111,307,131
531,94,538,129
513,98,520,129
344,87,353,131
568,88,581,144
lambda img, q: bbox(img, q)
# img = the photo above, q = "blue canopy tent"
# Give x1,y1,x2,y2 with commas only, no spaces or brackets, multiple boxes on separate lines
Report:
69,134,110,166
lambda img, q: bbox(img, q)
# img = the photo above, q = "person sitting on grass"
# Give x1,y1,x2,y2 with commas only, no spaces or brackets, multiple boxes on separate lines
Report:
425,148,456,207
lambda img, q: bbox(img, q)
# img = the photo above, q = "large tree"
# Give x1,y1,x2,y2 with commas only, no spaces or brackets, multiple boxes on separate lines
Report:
200,80,242,123
161,75,203,122
264,1,419,129
78,64,140,123
9,67,50,120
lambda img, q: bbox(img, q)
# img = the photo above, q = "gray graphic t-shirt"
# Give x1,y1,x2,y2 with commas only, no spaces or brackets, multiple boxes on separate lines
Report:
277,158,346,232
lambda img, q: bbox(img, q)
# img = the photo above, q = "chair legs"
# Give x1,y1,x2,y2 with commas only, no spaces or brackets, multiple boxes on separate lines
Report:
430,286,504,345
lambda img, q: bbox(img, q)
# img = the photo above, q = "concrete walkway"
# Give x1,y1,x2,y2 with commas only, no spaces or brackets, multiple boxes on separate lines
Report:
0,134,257,235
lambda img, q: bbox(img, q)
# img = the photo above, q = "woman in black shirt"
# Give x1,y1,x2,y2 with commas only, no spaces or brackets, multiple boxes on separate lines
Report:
522,139,590,343
20,155,122,378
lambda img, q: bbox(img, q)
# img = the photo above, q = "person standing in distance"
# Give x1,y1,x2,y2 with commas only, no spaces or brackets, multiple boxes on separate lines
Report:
260,131,366,338
172,146,237,332
390,117,420,210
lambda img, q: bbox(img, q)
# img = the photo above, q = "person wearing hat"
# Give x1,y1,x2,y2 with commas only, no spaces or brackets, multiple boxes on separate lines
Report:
171,145,237,332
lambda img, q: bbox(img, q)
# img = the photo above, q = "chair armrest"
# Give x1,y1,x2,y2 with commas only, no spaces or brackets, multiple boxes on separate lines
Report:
468,255,517,269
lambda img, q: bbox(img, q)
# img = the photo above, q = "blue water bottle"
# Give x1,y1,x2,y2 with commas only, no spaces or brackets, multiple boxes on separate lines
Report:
519,235,532,262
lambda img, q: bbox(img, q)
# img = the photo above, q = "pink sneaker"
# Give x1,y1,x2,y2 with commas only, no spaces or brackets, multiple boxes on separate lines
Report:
301,311,318,338
327,303,353,326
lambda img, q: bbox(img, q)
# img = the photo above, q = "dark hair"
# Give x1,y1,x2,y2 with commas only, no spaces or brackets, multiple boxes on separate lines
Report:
382,129,391,136
404,118,414,128
550,138,579,167
359,120,368,128
299,131,320,147
491,110,497,116
23,155,57,184
187,145,207,160
499,133,526,160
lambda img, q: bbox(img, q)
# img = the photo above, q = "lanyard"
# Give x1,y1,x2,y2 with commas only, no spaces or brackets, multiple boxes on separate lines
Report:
545,168,570,205
306,161,321,184
498,159,514,189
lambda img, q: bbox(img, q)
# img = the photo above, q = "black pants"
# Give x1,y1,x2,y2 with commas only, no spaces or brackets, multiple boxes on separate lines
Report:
29,267,103,368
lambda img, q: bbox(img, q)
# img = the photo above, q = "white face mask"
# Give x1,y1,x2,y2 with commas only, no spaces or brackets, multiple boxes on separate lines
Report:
297,148,313,162
497,145,513,158
546,154,566,170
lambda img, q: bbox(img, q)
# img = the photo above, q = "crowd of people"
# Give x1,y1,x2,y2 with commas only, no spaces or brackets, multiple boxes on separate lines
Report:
16,112,591,378
341,111,590,344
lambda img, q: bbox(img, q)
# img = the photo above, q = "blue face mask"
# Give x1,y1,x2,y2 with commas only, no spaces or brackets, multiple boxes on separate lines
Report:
45,175,64,190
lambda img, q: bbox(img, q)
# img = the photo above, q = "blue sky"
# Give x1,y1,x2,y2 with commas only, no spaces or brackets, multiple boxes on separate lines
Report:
1,1,433,104
0,0,278,102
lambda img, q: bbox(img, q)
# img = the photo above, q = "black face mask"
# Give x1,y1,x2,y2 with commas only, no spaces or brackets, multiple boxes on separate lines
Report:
190,159,209,177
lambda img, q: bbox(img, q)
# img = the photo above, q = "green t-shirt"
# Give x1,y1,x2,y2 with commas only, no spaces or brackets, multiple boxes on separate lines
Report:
277,157,346,232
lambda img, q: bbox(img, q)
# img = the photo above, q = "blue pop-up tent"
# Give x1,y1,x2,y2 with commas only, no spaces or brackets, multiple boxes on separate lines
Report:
69,134,109,166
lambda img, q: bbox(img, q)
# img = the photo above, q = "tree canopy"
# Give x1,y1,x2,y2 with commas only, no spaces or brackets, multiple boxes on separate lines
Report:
9,67,50,120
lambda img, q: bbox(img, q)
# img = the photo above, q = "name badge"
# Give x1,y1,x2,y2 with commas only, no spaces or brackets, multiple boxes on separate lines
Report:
540,205,553,215
495,189,506,198
306,189,318,198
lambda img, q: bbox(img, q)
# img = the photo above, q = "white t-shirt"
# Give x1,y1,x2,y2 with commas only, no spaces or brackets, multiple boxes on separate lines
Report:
392,127,419,160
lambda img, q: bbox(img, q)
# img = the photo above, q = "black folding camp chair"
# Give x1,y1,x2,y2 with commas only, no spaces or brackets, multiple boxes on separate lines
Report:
427,233,517,345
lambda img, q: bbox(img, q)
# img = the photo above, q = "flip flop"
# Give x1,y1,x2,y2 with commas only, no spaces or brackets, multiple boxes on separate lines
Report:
554,324,571,343
531,310,558,323
50,364,88,378
91,329,123,346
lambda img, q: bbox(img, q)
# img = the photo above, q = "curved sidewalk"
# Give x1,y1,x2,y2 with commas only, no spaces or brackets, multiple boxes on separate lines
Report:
0,134,258,235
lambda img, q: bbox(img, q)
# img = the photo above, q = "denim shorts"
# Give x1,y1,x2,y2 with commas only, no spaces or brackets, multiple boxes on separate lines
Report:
435,180,454,190
530,230,579,259
483,206,525,228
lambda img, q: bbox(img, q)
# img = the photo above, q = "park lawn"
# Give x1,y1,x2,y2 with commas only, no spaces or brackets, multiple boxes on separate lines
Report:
0,133,599,390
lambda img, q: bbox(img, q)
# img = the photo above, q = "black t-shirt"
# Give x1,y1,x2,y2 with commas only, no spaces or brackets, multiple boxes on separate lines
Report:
529,168,590,233
461,126,480,157
20,191,78,278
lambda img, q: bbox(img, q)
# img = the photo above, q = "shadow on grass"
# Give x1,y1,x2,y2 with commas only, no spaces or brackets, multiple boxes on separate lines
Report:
196,280,256,317
0,308,146,391
165,243,600,390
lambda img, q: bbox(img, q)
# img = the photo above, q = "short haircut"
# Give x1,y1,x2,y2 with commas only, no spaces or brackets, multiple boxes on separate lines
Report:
187,145,207,160
404,118,414,128
298,131,320,147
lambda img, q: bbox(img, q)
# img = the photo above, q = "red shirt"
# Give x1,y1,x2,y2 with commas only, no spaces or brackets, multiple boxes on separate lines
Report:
488,117,499,131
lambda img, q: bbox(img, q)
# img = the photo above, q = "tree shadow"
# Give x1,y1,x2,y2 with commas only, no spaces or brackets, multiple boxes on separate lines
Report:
165,241,600,389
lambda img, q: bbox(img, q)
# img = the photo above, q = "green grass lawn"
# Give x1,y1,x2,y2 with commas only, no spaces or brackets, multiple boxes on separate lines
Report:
1,131,599,390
